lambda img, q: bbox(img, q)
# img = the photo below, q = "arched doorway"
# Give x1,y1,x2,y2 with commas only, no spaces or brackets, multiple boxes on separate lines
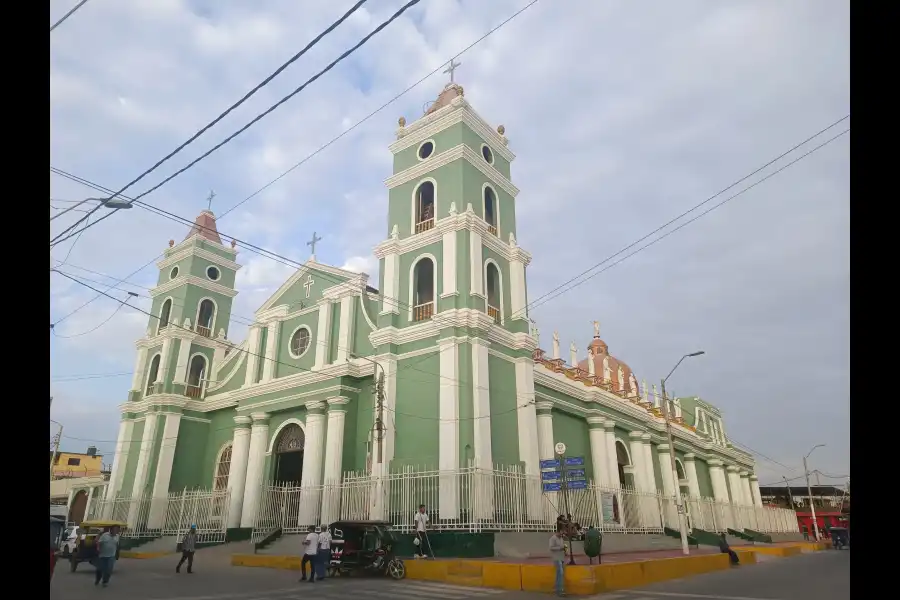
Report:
615,441,633,488
273,424,305,485
68,490,88,523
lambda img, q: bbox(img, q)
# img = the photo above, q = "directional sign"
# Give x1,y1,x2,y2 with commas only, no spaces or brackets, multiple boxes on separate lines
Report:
542,482,562,492
541,471,562,481
566,479,588,490
539,459,561,470
564,456,585,467
566,468,586,479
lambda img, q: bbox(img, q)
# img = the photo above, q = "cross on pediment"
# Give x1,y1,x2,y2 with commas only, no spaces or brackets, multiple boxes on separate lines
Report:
303,274,314,298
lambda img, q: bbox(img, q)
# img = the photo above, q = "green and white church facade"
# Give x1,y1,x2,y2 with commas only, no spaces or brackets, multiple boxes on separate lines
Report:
98,82,797,538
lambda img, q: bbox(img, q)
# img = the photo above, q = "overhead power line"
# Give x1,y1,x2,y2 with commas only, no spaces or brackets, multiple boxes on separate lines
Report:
50,0,92,33
50,0,421,248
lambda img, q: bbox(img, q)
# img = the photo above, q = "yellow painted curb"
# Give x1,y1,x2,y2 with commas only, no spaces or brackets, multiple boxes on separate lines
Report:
120,550,174,559
232,554,302,570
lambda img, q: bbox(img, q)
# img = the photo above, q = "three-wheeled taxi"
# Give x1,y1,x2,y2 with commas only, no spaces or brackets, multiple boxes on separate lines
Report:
68,520,126,572
830,526,849,549
327,520,406,580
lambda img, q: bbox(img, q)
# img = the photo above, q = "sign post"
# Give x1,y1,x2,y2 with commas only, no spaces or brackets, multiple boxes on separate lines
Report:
540,442,589,566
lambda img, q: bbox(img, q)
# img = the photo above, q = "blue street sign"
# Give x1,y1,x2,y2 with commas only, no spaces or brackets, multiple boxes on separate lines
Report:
542,482,562,492
567,475,587,483
564,456,585,467
566,479,588,490
566,468,586,478
541,471,561,481
540,459,560,470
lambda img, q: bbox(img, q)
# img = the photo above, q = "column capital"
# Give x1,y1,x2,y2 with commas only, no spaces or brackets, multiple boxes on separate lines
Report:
739,470,750,477
306,400,327,414
641,433,651,442
603,419,616,430
250,412,270,424
683,452,696,461
749,474,759,482
327,396,351,412
587,416,606,428
535,401,553,414
657,444,671,453
726,465,740,473
470,337,491,348
234,415,252,427
628,430,645,440
708,459,724,468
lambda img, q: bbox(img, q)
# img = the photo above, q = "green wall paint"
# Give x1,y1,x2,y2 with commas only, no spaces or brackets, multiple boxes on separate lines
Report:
392,353,440,469
487,354,519,465
551,410,593,479
694,459,714,498
169,419,208,490
119,420,145,496
276,310,319,378
353,378,375,472
328,302,341,365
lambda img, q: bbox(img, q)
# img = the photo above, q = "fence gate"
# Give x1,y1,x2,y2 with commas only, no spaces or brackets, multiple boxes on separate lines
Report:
162,489,229,544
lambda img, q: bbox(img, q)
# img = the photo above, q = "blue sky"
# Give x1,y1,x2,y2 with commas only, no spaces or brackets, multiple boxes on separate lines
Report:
50,0,849,486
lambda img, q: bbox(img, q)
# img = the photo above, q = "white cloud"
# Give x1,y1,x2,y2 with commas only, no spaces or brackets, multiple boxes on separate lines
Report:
50,0,849,483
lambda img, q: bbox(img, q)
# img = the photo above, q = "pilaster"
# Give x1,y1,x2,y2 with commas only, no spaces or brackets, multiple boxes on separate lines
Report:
261,320,281,382
707,459,730,504
243,325,262,387
739,470,754,507
438,337,460,518
128,412,159,525
749,475,763,507
173,338,192,384
299,401,327,525
314,302,333,369
104,419,135,503
603,420,619,488
380,251,400,315
240,412,270,528
657,443,676,497
335,296,356,363
509,252,527,321
321,397,350,524
471,338,493,470
726,465,743,505
148,412,183,528
158,337,174,386
535,401,555,461
130,347,148,391
226,416,252,528
683,453,702,499
469,230,484,297
628,431,647,492
641,433,657,494
441,229,458,298
587,417,610,488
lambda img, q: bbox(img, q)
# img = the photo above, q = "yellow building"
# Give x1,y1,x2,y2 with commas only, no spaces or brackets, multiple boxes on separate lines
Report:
50,446,104,479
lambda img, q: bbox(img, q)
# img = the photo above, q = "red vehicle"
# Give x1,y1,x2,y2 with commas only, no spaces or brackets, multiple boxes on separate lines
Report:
796,510,849,538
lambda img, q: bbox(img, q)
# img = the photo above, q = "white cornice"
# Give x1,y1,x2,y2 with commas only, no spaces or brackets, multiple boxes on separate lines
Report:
255,261,367,315
390,99,515,163
137,324,230,352
150,274,239,299
373,208,532,266
384,144,519,199
165,234,238,259
322,279,366,302
237,385,361,413
157,246,242,272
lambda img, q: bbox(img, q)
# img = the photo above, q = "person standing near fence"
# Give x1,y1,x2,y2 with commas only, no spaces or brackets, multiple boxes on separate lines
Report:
94,525,120,588
549,529,566,597
299,526,319,582
176,525,197,574
316,524,332,579
414,504,430,559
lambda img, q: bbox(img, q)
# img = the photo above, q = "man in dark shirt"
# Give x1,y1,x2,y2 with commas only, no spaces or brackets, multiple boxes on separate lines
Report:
718,533,739,566
176,525,197,574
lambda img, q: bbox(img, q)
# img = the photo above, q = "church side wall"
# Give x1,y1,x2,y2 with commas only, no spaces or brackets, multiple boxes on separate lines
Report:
487,354,519,465
551,409,593,479
169,418,209,490
274,310,319,378
184,253,237,289
119,419,145,496
392,124,465,174
210,349,247,394
693,457,715,498
461,125,511,179
392,352,441,470
460,161,516,238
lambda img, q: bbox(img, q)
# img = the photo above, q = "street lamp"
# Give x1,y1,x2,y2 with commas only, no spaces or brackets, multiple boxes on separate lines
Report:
660,350,705,556
49,196,132,222
803,444,825,541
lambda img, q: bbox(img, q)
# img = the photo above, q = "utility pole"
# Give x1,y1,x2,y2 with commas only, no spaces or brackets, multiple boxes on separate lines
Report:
803,455,820,541
50,423,63,482
660,379,690,556
374,371,386,465
783,476,794,509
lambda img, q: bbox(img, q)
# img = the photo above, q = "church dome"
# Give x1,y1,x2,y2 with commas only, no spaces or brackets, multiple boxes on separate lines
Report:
577,336,641,397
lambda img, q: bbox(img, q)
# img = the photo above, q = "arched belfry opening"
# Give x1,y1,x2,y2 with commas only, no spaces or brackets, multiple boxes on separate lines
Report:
273,424,305,485
412,257,435,322
158,299,172,335
486,262,502,323
196,299,215,337
414,181,435,234
186,354,206,398
483,187,497,235
146,354,161,395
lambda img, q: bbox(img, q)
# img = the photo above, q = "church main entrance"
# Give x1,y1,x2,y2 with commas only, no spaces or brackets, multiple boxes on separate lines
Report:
273,424,305,485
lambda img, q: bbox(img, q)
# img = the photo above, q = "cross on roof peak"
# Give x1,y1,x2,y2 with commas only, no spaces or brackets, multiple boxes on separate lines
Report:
307,231,322,260
443,58,461,84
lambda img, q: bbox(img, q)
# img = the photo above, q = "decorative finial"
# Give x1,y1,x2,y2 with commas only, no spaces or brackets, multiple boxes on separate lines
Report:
552,331,560,360
231,239,237,249
587,349,596,376
569,342,578,366
497,125,505,136
448,202,457,216
508,232,517,247
168,239,175,247
592,320,600,338
390,224,399,240
398,116,406,127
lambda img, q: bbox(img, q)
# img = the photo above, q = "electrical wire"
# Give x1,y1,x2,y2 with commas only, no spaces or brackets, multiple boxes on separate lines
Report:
50,302,127,339
50,0,422,248
50,0,91,33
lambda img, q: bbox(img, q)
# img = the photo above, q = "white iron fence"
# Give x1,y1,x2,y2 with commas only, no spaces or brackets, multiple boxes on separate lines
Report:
88,489,230,544
251,466,798,541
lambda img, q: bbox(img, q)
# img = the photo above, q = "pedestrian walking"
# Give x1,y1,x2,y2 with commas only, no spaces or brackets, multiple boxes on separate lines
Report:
94,525,121,588
549,529,566,597
176,524,198,573
413,504,430,559
316,524,332,579
299,526,319,582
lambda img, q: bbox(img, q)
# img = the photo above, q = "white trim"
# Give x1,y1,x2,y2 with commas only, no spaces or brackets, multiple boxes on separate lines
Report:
407,253,438,322
359,295,378,330
411,178,438,236
614,439,632,465
255,261,367,315
186,352,209,395
150,274,239,299
212,441,233,488
482,182,500,235
286,324,313,359
205,264,222,282
416,138,436,161
165,233,238,260
194,297,218,335
157,246,242,272
144,352,162,394
386,144,518,199
169,266,180,280
480,142,495,165
675,457,687,480
157,297,174,336
483,258,505,325
266,418,307,455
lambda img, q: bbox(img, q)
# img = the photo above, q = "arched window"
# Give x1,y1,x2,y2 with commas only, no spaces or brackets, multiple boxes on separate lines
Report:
196,299,215,337
615,440,631,489
145,354,161,395
485,262,502,324
186,354,207,398
412,257,435,322
483,186,498,235
675,459,687,481
414,181,435,234
157,298,172,335
213,444,232,491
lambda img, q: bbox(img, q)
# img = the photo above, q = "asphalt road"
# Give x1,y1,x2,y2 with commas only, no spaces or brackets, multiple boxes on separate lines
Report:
50,549,849,600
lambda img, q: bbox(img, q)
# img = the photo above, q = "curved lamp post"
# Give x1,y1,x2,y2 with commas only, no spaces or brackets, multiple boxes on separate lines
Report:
804,444,825,541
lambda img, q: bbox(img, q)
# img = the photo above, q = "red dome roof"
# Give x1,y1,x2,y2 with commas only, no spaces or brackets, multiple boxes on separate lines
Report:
577,337,640,397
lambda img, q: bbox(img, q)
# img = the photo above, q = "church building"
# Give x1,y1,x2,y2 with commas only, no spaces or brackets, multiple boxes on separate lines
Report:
96,78,796,541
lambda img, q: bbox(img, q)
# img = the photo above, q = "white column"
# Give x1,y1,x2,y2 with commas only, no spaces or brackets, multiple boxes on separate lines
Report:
104,419,135,502
641,434,657,493
603,421,619,488
128,412,159,525
157,337,174,385
314,302,333,369
240,412,270,528
335,296,356,363
628,432,647,491
148,412,183,528
587,418,610,488
749,475,763,507
299,401,327,526
683,453,702,499
172,338,192,384
739,471,754,506
243,325,262,387
726,466,743,504
226,416,252,529
708,460,730,503
514,358,541,519
261,320,281,382
441,229,458,297
657,444,676,497
509,254,527,321
66,489,75,517
471,338,493,470
380,251,400,314
321,397,349,525
469,230,484,296
130,347,148,391
535,402,555,461
84,487,96,521
437,337,460,518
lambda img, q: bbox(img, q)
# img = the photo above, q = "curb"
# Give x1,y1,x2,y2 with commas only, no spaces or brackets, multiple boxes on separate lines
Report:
120,550,175,559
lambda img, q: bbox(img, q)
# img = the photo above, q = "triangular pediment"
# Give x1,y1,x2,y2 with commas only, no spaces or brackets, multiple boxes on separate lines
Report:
255,260,368,315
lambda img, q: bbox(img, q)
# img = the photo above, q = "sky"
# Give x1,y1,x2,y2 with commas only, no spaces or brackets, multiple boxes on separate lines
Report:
50,0,850,488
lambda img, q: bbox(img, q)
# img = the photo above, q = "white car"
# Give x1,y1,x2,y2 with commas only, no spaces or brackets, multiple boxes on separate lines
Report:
59,527,82,557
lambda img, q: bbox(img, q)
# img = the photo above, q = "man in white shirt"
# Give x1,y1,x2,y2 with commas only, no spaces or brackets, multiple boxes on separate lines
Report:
414,504,430,559
316,524,332,579
299,526,319,582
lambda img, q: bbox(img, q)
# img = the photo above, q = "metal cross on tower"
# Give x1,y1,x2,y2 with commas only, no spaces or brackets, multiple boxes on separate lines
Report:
206,190,216,211
443,58,461,84
307,231,322,258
